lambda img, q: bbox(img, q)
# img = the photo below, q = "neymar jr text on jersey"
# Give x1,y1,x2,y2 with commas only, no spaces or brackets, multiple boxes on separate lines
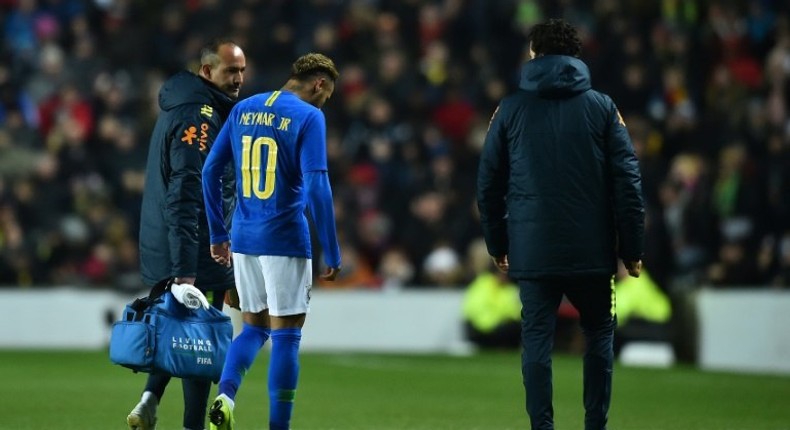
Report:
238,111,292,131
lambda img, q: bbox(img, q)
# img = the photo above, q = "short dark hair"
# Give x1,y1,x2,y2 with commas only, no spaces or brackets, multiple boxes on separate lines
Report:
200,38,238,67
290,52,339,82
528,19,582,58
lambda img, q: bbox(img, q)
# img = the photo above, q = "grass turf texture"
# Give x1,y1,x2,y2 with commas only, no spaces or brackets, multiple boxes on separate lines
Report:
1,350,789,429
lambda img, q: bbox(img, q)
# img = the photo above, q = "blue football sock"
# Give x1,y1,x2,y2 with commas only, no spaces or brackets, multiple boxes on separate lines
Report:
268,328,302,430
218,323,270,400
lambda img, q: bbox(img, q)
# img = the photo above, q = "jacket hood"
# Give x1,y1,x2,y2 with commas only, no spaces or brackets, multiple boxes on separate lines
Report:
158,71,235,116
519,55,591,98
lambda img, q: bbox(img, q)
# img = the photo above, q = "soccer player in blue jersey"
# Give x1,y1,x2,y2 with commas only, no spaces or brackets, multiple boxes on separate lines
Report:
201,52,342,430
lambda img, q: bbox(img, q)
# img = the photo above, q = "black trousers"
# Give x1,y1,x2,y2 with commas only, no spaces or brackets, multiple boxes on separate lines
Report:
518,276,616,430
143,286,227,430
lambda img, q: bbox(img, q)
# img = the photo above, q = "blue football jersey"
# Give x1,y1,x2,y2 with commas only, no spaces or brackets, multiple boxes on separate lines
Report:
203,90,329,258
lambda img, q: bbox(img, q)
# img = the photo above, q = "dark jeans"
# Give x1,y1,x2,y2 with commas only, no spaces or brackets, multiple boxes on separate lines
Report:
144,288,227,430
518,276,617,430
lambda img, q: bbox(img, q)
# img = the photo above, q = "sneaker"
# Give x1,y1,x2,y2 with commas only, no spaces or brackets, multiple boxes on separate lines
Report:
208,396,235,430
127,400,157,430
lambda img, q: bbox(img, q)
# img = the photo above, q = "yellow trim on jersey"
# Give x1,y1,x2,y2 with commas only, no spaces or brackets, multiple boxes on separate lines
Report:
264,91,281,107
610,275,617,317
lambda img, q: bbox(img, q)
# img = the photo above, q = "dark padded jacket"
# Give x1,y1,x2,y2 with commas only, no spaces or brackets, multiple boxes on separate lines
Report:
477,55,644,280
139,71,236,290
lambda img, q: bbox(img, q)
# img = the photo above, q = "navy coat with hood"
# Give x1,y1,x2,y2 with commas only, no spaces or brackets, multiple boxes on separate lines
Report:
139,71,236,290
477,55,644,280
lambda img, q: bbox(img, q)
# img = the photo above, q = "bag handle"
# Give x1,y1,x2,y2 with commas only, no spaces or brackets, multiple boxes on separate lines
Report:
124,304,156,323
148,278,172,300
127,278,172,320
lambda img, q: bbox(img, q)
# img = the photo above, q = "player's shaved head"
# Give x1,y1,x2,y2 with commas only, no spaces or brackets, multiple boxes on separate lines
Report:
198,38,246,99
200,38,240,68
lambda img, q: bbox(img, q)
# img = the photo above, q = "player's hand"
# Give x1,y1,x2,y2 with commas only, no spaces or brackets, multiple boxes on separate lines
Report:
492,255,509,274
211,241,232,267
320,266,341,281
171,283,210,310
624,260,642,278
224,288,240,310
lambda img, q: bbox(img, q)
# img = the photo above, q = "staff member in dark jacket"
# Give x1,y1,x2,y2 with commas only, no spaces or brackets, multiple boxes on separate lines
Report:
477,19,644,430
127,39,245,430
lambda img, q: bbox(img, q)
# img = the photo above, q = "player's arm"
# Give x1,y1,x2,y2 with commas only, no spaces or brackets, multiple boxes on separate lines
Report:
301,110,341,279
166,107,209,284
305,171,340,273
202,117,234,246
604,99,645,269
202,115,235,268
476,103,510,261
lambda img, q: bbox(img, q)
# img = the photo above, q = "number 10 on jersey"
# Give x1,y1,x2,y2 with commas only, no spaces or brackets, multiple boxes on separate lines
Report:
241,135,277,199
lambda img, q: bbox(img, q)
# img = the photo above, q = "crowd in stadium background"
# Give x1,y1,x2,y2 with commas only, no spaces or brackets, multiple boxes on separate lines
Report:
0,0,789,293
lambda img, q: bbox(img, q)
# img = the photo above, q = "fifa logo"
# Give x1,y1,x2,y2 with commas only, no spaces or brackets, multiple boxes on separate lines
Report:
197,357,213,365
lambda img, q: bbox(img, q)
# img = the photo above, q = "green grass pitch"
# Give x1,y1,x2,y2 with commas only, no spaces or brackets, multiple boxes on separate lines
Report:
1,349,789,429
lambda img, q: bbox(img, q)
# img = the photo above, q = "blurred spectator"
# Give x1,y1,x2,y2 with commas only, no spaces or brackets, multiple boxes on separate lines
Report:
462,239,521,350
317,240,380,289
463,270,521,349
659,153,717,288
613,261,672,355
377,246,415,291
706,238,760,286
422,243,463,287
710,144,762,242
38,82,93,140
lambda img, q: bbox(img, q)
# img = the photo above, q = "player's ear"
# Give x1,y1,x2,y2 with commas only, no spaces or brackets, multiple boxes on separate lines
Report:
313,77,326,94
200,63,213,80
